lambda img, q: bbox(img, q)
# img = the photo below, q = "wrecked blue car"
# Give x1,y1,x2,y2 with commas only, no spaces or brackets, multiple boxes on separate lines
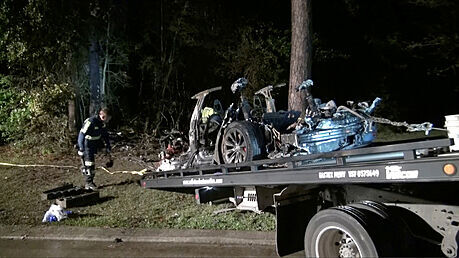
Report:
157,78,384,171
183,78,381,167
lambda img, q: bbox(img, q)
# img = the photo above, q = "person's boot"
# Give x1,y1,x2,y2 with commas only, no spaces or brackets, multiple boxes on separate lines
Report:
85,181,97,191
83,166,97,191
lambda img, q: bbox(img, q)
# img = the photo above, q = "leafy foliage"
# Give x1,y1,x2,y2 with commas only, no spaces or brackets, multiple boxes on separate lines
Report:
0,75,31,143
0,0,457,150
219,26,291,97
0,74,72,152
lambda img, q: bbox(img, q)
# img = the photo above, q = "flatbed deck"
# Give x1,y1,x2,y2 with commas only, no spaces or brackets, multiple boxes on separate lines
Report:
141,138,459,189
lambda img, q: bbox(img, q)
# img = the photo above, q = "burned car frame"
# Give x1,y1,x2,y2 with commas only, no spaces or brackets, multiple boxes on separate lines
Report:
157,78,383,171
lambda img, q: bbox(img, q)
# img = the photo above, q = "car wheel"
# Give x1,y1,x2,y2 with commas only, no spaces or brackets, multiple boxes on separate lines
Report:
221,121,264,164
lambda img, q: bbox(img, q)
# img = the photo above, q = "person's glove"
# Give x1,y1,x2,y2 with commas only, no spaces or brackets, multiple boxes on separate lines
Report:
104,151,113,168
105,158,114,168
78,150,84,156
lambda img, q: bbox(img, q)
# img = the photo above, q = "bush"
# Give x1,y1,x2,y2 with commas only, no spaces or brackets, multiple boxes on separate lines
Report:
0,74,73,153
0,76,32,143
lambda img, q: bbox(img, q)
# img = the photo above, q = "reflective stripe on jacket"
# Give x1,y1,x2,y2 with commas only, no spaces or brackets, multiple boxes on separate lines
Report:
77,115,110,152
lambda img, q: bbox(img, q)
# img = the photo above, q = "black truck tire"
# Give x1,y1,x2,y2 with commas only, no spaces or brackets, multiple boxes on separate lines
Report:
221,121,264,164
348,201,417,256
304,206,393,257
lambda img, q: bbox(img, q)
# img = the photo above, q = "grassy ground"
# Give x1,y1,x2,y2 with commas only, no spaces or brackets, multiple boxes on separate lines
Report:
0,147,275,231
0,127,447,231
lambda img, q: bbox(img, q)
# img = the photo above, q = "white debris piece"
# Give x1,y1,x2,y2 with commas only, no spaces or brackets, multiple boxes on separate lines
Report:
42,204,68,222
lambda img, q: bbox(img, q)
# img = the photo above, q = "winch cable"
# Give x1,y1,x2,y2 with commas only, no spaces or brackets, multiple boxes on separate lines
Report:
369,116,448,134
0,162,147,175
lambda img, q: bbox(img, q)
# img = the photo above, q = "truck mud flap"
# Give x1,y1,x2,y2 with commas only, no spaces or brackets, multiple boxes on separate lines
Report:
195,187,234,204
274,186,318,256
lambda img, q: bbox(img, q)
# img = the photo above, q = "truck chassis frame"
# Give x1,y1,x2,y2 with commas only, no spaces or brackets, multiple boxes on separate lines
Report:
141,138,459,257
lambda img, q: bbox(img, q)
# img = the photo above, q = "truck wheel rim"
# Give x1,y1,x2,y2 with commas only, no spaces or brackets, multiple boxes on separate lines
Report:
223,129,247,163
315,226,362,258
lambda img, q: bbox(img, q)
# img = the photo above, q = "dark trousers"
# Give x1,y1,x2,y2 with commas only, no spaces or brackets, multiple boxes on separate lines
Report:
82,140,98,183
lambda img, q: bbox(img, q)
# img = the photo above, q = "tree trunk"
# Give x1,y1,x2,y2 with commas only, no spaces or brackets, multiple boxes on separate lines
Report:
289,0,312,111
89,38,101,116
68,99,76,134
101,21,110,108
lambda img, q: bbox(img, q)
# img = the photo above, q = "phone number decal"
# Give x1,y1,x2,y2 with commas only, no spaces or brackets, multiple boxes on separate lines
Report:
318,169,380,179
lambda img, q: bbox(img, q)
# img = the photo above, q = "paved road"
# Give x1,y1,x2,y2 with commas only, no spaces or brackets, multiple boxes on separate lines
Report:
0,239,282,257
0,225,305,257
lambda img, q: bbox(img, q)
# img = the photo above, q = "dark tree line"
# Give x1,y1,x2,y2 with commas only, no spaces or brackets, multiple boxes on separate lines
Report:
0,0,457,150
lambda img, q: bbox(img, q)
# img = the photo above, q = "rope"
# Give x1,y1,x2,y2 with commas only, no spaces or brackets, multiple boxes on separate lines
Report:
0,162,147,175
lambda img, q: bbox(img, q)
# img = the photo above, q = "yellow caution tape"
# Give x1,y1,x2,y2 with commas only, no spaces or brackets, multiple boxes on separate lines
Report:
0,162,147,176
0,162,78,169
99,166,147,176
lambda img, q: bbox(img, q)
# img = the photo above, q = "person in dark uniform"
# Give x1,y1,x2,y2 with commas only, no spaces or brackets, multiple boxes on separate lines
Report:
77,108,112,190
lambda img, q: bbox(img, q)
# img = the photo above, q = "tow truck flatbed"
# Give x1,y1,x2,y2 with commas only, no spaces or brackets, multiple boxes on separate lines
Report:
141,138,459,188
140,138,459,257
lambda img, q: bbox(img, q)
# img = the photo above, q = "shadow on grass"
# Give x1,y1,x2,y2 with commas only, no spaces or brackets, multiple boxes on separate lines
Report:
66,196,116,208
94,196,115,205
98,180,139,189
68,213,102,219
